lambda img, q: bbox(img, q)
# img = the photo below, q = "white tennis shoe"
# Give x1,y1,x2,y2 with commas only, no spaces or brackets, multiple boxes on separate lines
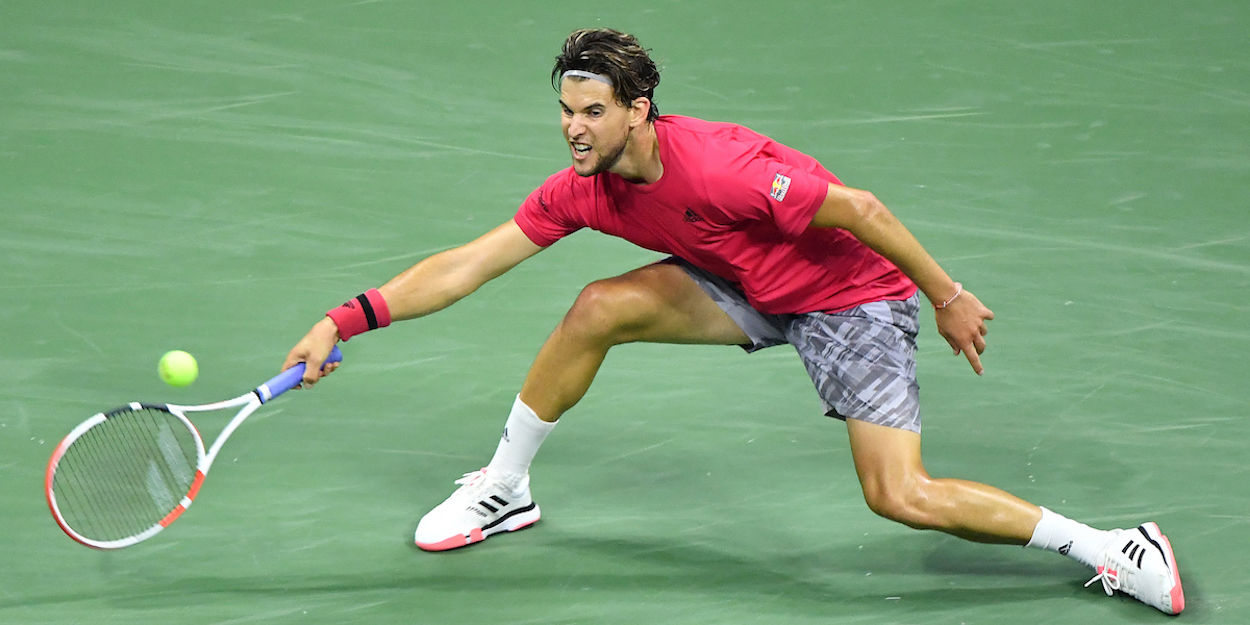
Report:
414,468,540,551
1085,522,1184,615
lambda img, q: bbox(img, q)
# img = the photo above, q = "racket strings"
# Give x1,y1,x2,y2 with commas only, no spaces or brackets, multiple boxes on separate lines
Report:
59,427,132,540
55,413,149,540
52,407,199,542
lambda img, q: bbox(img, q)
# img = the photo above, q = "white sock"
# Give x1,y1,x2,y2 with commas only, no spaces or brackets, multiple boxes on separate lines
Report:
484,395,555,486
1026,507,1113,568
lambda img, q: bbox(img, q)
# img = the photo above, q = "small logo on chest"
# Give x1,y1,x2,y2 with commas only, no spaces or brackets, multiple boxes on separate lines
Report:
683,208,704,223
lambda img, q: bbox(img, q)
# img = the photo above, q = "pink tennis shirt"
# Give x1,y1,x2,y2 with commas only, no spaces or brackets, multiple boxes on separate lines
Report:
514,115,917,315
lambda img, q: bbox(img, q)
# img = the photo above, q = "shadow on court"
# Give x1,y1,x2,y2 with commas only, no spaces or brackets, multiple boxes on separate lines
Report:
3,530,1196,620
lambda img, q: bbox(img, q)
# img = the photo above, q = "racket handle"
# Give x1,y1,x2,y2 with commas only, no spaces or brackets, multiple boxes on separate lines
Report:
257,346,344,403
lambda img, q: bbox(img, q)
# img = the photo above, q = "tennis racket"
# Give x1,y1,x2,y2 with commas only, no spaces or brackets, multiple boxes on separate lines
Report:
45,346,343,549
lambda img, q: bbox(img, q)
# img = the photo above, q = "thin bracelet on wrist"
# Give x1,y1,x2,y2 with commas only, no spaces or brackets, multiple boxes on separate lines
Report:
934,282,963,309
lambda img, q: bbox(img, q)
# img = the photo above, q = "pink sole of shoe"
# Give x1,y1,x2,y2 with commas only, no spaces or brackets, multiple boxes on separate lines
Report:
415,514,540,552
1145,522,1185,614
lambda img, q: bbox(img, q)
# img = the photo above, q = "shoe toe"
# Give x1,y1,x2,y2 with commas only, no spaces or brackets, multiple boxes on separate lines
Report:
414,504,460,547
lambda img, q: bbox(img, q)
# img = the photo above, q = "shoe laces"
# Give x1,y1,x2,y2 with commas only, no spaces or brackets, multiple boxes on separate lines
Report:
1085,532,1130,597
452,467,525,499
1085,564,1120,596
454,468,489,490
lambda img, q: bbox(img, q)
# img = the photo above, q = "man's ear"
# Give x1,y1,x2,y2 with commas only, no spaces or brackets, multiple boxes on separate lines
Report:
629,97,652,127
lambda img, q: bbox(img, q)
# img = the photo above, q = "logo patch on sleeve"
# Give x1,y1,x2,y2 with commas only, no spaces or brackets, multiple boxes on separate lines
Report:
770,173,792,201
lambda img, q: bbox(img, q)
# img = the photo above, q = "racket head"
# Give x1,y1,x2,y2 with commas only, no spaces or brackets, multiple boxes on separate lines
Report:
45,403,207,549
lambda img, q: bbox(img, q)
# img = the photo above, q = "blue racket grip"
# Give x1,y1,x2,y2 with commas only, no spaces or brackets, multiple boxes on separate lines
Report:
257,345,344,403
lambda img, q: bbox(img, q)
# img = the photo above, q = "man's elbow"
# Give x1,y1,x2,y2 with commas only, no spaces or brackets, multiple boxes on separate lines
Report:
849,189,889,225
829,188,889,231
812,185,893,230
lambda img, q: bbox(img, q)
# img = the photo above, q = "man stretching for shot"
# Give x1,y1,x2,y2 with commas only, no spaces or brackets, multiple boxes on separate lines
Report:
283,28,1184,615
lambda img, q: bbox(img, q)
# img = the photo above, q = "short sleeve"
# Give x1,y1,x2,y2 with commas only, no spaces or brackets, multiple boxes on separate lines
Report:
705,157,830,239
514,170,586,247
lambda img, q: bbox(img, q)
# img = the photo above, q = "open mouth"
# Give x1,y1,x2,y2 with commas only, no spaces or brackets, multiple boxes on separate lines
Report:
571,142,592,156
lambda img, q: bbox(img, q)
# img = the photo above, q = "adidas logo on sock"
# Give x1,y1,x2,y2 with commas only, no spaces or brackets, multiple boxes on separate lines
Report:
1059,541,1073,556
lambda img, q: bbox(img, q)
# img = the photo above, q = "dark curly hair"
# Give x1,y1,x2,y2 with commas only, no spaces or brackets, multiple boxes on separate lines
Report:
551,29,661,122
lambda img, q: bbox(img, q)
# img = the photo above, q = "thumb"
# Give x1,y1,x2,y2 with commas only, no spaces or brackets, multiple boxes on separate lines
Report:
301,352,327,386
282,349,307,373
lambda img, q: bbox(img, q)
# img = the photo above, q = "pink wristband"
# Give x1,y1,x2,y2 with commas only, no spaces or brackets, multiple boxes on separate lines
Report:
326,288,391,341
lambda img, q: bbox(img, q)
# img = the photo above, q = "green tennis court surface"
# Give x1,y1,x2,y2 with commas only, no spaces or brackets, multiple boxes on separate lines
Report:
3,1,1246,622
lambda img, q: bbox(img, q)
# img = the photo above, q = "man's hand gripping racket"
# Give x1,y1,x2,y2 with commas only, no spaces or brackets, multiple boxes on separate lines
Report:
45,346,343,550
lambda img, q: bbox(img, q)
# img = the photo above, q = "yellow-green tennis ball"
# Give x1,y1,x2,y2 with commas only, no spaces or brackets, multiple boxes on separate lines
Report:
159,350,198,387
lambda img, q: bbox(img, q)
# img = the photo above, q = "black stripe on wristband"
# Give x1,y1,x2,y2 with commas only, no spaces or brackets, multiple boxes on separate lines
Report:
355,294,378,330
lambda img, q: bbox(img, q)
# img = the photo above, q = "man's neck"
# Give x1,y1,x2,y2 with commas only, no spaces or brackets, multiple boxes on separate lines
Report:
610,122,662,185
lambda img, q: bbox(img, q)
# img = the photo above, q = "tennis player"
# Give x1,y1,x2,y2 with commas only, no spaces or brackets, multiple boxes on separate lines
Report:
283,28,1183,615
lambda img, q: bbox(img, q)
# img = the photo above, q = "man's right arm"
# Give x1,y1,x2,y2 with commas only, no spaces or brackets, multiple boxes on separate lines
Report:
379,219,544,320
284,219,544,385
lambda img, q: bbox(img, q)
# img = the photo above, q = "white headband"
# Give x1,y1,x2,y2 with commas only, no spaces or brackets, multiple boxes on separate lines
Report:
561,70,613,87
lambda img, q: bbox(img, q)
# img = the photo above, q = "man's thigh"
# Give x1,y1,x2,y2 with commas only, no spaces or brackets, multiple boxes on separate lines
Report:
660,257,791,351
592,259,753,346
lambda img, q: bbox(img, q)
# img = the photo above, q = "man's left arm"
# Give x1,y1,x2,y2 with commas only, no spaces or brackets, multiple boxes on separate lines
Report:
810,183,994,375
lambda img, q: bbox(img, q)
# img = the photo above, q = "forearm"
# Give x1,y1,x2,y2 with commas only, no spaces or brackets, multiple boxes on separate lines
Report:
290,220,539,379
812,185,993,373
378,246,492,321
850,201,960,305
311,250,482,345
365,219,542,327
313,248,495,345
813,185,959,305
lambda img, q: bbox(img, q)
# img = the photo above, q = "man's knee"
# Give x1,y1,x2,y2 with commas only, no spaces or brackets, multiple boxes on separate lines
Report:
563,276,661,342
861,478,936,530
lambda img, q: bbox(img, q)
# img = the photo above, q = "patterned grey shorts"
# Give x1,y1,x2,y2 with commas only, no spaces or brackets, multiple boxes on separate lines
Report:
667,257,922,433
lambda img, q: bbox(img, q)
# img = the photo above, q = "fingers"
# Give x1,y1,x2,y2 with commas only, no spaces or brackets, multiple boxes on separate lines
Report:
284,348,331,389
281,355,300,373
303,358,343,388
964,346,985,375
935,291,993,375
286,319,343,389
301,354,326,387
945,336,985,375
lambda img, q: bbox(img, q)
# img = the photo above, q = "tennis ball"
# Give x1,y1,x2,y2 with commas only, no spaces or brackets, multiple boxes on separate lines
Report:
159,350,198,387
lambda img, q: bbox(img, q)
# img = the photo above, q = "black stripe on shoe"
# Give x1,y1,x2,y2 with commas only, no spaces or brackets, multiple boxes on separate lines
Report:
1137,526,1172,570
478,500,499,513
490,495,509,506
482,502,537,531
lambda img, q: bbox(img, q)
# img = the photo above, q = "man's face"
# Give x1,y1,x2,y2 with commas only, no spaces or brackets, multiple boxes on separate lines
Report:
560,77,633,177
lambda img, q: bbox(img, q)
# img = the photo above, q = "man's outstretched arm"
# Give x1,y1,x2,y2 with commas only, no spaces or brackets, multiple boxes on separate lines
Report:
283,219,544,384
810,183,994,374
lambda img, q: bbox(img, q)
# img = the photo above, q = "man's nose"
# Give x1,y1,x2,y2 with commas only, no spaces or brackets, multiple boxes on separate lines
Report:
566,115,585,138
